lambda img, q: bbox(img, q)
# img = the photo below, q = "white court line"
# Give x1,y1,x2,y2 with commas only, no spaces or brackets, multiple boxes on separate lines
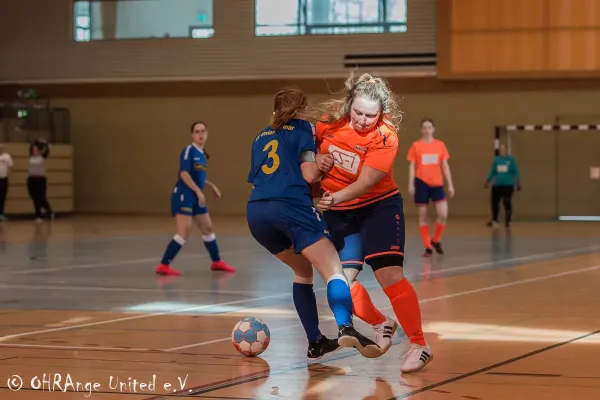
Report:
419,245,600,278
0,292,291,343
0,247,597,349
0,284,286,296
0,343,154,352
163,264,600,351
0,247,264,277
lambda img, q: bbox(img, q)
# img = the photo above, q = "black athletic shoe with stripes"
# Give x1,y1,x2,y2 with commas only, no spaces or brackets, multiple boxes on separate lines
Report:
307,335,341,361
338,325,382,358
431,241,444,255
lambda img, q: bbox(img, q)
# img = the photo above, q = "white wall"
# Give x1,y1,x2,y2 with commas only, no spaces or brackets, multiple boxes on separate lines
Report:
0,0,435,83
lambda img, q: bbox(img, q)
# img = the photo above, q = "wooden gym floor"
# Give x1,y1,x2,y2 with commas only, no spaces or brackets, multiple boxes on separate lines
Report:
0,216,599,399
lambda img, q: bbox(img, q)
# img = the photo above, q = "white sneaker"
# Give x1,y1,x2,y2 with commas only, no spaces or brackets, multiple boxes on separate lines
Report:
373,316,398,354
401,343,433,373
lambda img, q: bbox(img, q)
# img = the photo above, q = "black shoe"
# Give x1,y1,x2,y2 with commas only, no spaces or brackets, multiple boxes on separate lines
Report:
307,335,341,361
431,241,444,255
423,248,433,258
338,325,381,359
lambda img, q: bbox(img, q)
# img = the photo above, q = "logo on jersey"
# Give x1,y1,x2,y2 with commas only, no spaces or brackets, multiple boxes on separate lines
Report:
354,145,367,153
328,144,361,175
421,154,439,165
194,163,207,171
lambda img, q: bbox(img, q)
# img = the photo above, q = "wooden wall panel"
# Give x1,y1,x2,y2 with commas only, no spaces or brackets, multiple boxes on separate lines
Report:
548,0,600,28
439,0,600,79
548,30,600,71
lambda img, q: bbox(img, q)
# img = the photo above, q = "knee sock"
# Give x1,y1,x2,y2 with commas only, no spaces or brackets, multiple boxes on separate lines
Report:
433,222,446,243
202,233,221,262
350,281,386,326
160,234,185,265
292,276,321,343
419,225,432,249
383,278,426,346
326,274,353,327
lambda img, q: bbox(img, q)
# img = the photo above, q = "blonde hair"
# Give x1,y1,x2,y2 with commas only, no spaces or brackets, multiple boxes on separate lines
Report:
309,72,403,131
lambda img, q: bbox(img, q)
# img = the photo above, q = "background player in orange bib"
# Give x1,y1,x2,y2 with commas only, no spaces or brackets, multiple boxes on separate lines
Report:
407,118,455,257
313,73,433,373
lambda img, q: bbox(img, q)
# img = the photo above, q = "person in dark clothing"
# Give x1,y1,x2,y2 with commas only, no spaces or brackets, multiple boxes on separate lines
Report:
485,144,520,228
27,141,53,222
0,144,13,221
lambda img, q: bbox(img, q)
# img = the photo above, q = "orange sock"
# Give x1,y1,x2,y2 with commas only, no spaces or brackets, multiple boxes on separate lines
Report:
383,278,426,346
419,225,432,249
350,281,386,326
433,222,446,243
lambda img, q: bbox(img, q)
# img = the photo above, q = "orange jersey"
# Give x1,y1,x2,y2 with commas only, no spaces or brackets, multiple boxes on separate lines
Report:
316,118,399,210
407,138,449,187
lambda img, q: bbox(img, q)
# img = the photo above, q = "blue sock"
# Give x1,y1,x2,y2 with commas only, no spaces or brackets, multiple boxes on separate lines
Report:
327,274,353,327
202,233,221,262
160,235,185,265
293,281,321,343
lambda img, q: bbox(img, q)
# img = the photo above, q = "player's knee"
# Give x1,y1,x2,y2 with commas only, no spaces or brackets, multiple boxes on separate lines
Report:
294,274,313,285
367,254,404,271
436,215,448,224
343,268,360,285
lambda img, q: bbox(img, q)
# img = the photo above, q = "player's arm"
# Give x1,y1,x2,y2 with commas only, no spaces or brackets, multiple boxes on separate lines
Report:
441,143,455,196
328,166,386,205
299,151,321,184
485,158,497,187
205,179,222,199
178,148,204,197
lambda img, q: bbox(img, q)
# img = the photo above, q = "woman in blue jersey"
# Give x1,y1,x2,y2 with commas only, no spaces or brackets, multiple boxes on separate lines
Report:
485,144,520,228
247,88,380,361
155,121,235,276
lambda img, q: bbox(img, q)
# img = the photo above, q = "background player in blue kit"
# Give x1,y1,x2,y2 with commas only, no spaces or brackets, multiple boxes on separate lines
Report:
246,88,380,360
155,121,235,276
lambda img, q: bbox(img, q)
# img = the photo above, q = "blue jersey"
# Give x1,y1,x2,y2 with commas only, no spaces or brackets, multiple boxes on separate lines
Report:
174,144,207,196
247,118,316,206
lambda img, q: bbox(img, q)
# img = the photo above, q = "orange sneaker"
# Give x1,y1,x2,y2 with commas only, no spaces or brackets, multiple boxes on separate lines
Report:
155,264,181,276
210,260,236,273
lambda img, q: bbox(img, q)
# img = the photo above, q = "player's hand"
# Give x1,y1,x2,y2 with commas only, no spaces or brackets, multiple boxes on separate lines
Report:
196,190,206,207
448,187,455,198
211,184,222,200
317,191,334,212
316,153,334,173
516,184,521,192
484,182,490,189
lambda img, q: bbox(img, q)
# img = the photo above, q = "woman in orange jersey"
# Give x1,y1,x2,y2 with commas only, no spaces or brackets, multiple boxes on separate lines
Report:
407,119,455,257
313,73,432,374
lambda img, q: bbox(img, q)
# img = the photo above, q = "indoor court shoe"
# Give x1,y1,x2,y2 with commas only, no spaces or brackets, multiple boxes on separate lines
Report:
338,325,382,358
423,248,433,258
487,220,499,228
210,260,236,273
155,264,181,276
401,343,433,373
431,241,444,255
373,316,398,354
307,335,341,361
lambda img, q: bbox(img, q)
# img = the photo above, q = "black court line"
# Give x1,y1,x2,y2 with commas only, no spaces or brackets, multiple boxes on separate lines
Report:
486,372,562,378
389,328,600,399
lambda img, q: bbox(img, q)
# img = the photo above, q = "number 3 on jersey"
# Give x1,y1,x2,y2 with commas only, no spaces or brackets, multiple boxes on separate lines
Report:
261,139,280,175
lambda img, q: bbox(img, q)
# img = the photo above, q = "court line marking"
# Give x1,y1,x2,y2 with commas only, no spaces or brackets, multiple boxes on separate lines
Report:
0,343,155,352
163,263,600,351
0,284,286,296
0,247,265,277
390,328,600,399
0,292,291,343
419,245,600,278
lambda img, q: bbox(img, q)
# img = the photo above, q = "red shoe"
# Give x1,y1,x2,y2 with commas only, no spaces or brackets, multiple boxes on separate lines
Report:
210,260,236,273
155,264,181,276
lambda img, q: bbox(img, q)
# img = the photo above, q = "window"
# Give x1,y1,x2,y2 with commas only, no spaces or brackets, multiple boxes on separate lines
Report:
255,0,407,36
73,0,214,42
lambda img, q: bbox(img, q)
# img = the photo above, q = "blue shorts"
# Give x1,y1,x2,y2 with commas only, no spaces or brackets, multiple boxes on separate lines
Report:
324,193,405,270
247,200,329,255
170,191,208,216
414,178,446,205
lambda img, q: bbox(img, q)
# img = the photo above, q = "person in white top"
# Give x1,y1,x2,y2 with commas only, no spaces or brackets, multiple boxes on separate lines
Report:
0,144,13,221
28,142,53,222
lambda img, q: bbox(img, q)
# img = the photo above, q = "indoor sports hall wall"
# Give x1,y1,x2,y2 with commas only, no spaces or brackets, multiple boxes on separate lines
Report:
0,0,435,82
47,83,600,219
